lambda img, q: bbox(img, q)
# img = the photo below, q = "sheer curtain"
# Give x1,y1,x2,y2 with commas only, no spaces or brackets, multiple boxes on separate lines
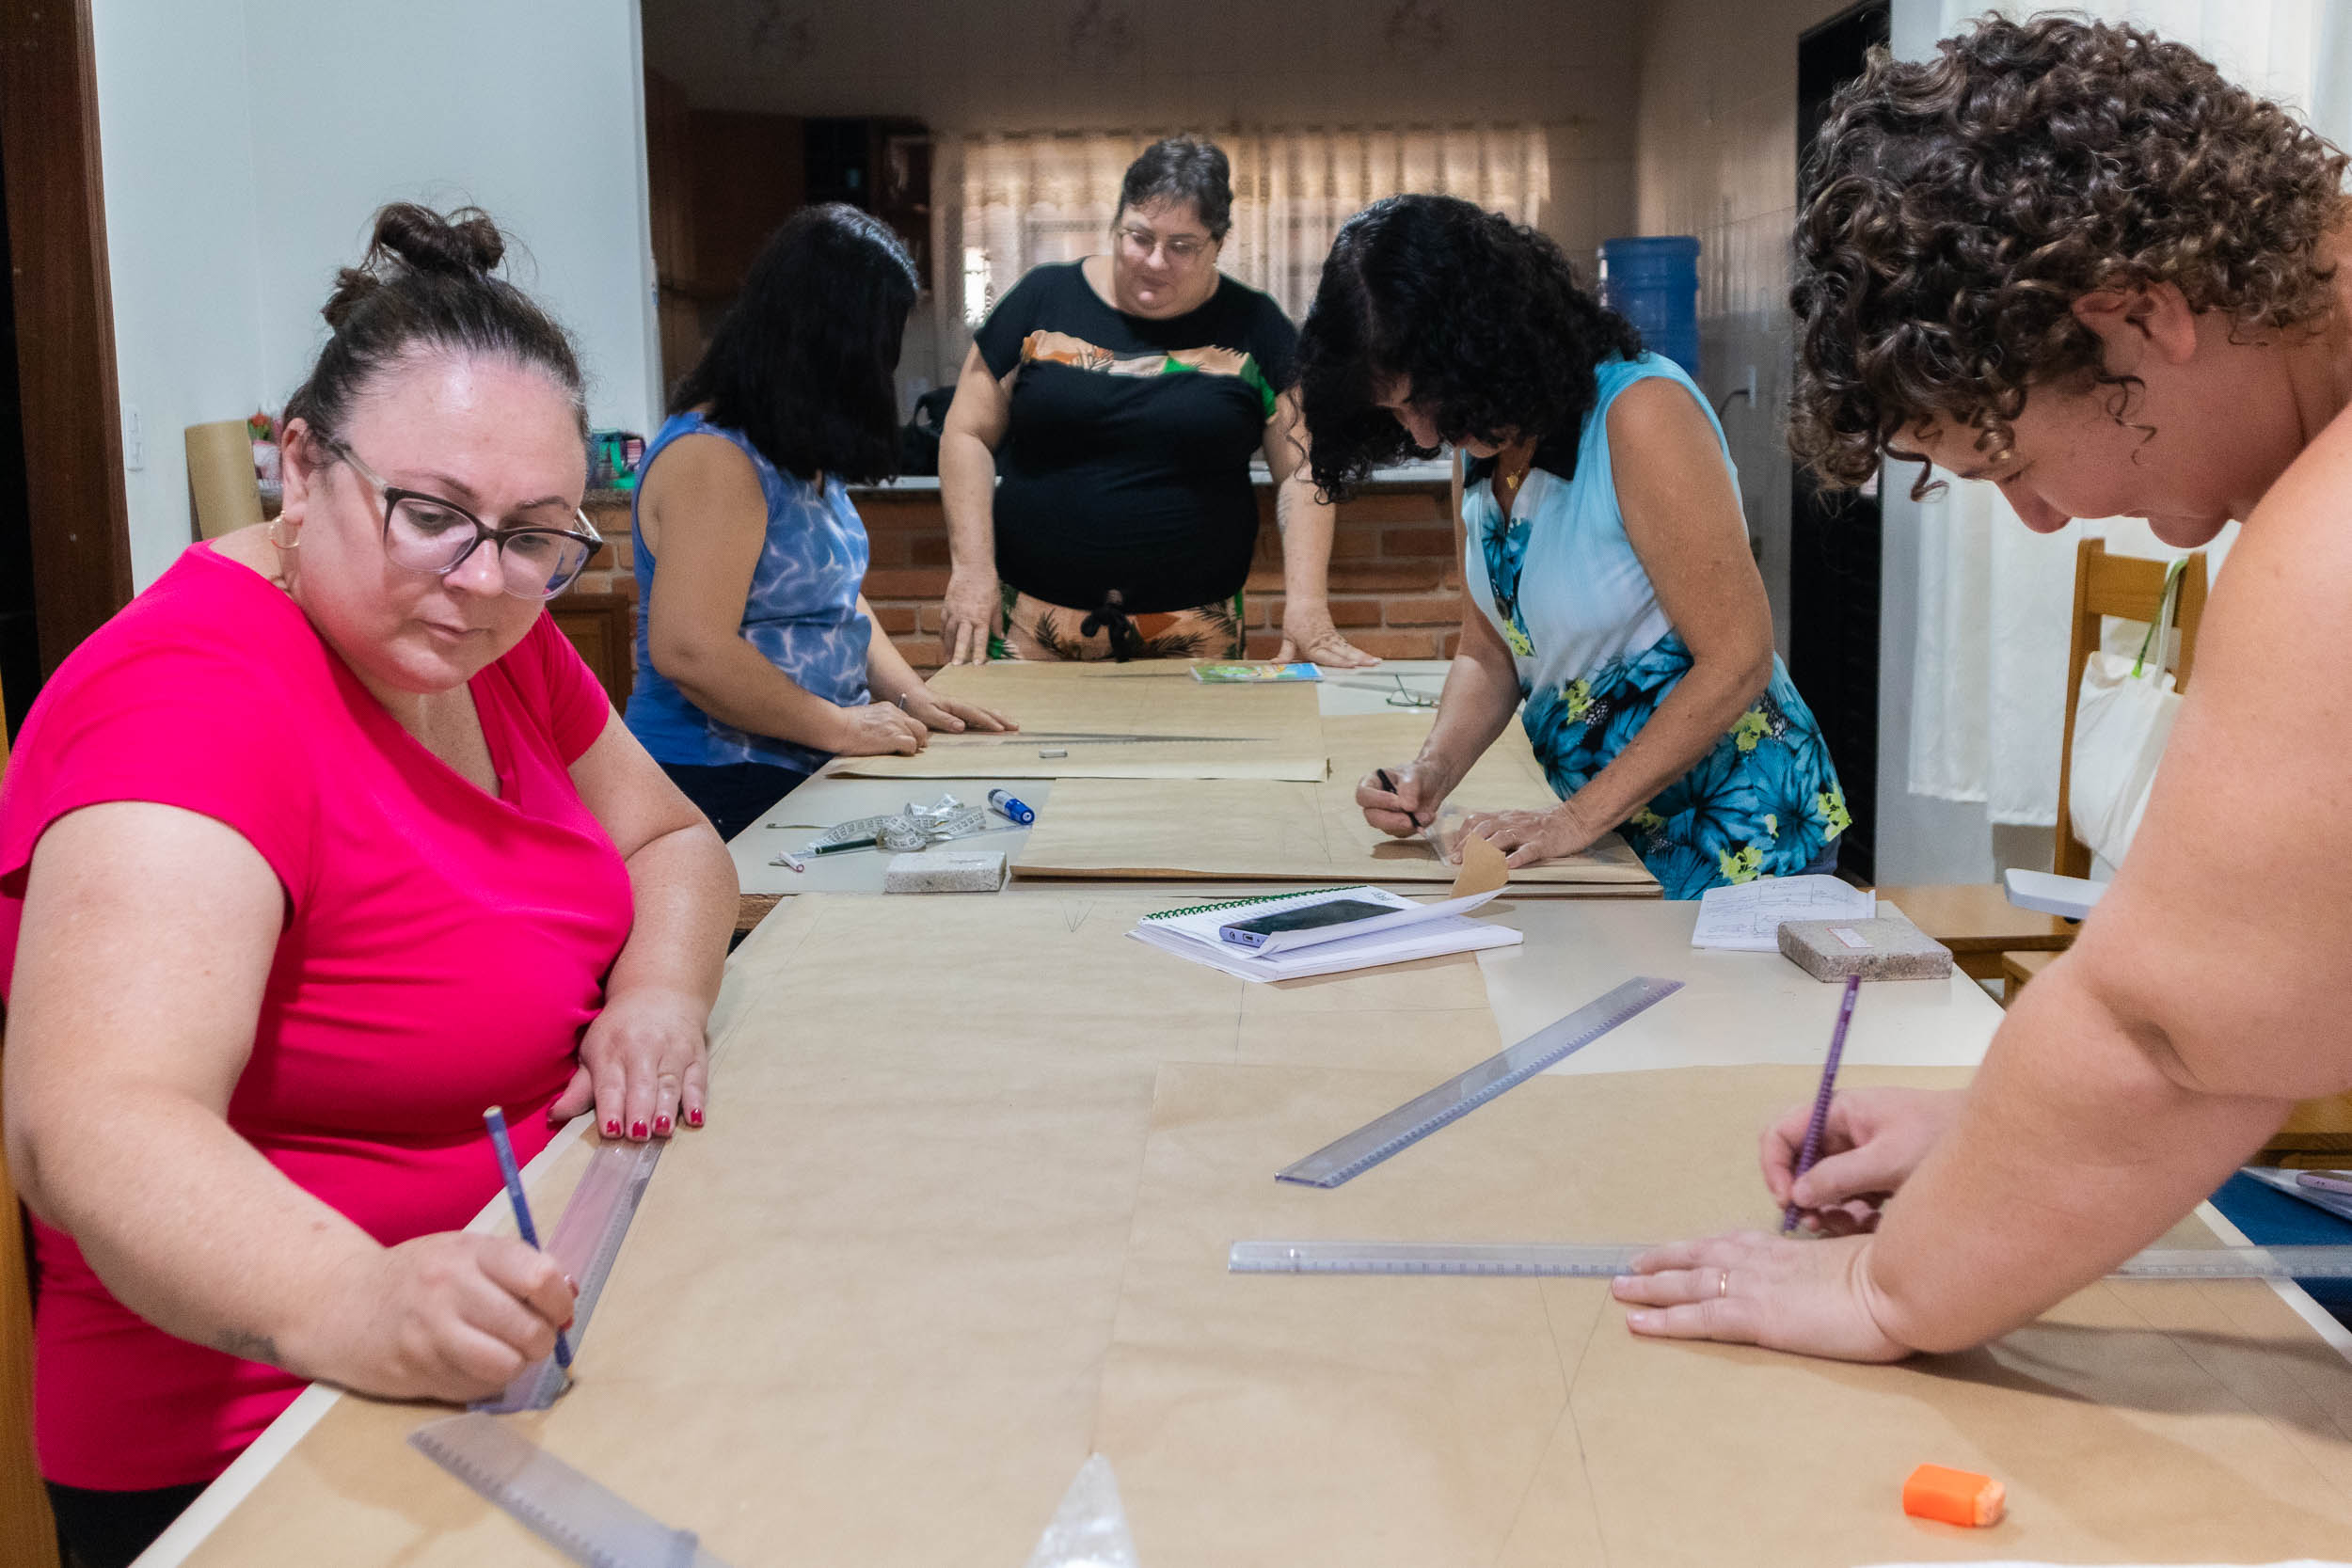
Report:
1907,0,2339,826
932,126,1549,370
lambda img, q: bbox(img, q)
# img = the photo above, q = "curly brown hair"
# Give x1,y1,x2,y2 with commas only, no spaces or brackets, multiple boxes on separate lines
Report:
1788,12,2350,494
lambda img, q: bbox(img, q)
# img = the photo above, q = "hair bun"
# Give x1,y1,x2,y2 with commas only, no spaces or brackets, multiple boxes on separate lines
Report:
320,202,507,327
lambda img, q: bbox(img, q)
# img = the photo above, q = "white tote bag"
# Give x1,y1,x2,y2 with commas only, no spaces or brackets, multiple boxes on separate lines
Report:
2067,558,2187,866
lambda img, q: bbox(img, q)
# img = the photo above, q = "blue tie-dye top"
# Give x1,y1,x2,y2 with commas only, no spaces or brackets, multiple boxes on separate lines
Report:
624,411,872,773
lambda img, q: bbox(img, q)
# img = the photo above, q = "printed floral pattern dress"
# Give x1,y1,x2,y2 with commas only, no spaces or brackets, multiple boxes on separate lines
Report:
1465,355,1848,899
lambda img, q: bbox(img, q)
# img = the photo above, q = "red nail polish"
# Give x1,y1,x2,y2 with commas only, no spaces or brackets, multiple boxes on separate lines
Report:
654,1115,673,1135
630,1119,648,1139
604,1118,621,1136
686,1106,704,1127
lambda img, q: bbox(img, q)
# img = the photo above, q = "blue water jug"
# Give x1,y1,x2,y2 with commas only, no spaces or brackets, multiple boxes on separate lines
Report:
1598,236,1701,378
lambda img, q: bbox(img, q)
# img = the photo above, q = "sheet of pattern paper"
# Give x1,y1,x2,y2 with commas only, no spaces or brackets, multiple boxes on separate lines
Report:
165,896,2352,1568
832,661,1329,781
1014,713,1657,891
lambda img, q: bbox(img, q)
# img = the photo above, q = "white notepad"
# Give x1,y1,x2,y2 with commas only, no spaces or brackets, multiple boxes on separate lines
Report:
1131,884,1520,982
1690,874,1874,952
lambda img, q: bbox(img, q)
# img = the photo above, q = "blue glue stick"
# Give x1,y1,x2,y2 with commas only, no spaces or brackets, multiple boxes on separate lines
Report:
987,788,1036,826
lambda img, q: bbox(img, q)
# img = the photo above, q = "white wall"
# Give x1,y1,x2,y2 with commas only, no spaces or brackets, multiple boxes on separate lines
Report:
1631,0,1853,657
90,0,268,590
94,0,660,588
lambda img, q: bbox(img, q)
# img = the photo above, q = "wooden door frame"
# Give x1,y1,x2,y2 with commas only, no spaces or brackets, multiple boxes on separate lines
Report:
2,0,133,677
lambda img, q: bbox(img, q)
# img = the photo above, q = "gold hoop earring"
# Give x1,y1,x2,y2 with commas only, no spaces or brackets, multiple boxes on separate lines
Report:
268,515,301,550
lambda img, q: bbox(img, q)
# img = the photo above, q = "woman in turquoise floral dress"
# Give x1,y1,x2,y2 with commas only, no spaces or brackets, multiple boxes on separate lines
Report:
1294,195,1846,896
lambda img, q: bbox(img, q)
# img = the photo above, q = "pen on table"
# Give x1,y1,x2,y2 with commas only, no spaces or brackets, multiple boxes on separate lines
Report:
2298,1171,2352,1197
483,1106,573,1370
1782,974,1862,1234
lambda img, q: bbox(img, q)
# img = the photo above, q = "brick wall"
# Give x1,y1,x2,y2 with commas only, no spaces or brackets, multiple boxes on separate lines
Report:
568,484,1468,674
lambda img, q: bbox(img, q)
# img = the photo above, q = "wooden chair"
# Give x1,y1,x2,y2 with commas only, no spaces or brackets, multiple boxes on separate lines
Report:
0,694,60,1568
1880,536,2207,981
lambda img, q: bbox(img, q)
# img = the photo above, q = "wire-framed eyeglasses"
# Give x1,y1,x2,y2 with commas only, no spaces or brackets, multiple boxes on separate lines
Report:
1115,224,1212,264
326,440,601,601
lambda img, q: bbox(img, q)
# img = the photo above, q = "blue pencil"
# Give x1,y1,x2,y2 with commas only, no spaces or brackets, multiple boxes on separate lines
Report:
1782,974,1862,1234
484,1106,573,1370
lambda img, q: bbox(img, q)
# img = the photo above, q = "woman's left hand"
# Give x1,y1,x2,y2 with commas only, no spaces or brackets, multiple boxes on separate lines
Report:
551,985,710,1141
1458,803,1600,868
1610,1230,1914,1363
1277,603,1380,669
898,685,1017,736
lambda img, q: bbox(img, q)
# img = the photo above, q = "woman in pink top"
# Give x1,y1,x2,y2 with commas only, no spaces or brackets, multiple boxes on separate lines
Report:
0,204,737,1566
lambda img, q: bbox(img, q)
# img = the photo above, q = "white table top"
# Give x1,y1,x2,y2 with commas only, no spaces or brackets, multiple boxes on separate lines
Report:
728,661,1456,898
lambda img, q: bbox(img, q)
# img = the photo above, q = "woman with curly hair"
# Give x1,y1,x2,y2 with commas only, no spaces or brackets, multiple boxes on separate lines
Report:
1615,16,2352,1359
1298,193,1848,896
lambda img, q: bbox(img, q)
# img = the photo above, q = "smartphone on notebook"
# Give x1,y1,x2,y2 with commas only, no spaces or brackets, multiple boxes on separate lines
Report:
1218,898,1398,949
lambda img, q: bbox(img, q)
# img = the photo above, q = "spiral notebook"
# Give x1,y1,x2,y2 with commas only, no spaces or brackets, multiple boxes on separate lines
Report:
1129,836,1518,982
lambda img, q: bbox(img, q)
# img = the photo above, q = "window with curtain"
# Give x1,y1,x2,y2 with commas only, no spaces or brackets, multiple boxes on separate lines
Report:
932,125,1550,365
1903,0,2345,829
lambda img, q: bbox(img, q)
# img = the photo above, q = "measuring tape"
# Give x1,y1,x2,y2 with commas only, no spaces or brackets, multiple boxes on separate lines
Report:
477,1135,663,1414
411,1413,731,1567
1229,1239,2352,1279
1276,976,1684,1188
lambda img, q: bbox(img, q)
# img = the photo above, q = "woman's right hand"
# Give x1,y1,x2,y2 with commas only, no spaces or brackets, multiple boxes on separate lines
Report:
306,1233,577,1402
941,566,1003,666
1761,1086,1967,1235
832,701,930,756
1357,762,1444,838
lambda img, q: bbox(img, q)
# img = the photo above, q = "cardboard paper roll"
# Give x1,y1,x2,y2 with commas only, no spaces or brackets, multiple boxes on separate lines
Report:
186,420,263,539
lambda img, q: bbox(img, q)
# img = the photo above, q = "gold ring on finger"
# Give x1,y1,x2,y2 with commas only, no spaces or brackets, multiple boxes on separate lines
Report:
1717,1269,1731,1300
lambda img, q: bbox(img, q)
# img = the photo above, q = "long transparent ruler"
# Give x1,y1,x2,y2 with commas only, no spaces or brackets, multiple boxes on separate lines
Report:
1276,977,1684,1188
1229,1239,2352,1279
477,1136,664,1414
411,1414,732,1568
956,731,1260,745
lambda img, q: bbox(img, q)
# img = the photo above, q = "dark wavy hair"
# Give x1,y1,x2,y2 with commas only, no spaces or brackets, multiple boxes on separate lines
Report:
1790,12,2351,496
284,202,585,447
671,203,919,484
1295,194,1642,499
1120,134,1232,239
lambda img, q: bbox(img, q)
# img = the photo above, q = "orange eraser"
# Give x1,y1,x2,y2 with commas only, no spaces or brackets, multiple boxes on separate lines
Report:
1902,1463,2005,1527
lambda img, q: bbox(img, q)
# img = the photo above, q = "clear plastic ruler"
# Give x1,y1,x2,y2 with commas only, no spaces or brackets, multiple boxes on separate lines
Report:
475,1136,663,1414
1276,976,1685,1188
959,731,1257,745
1228,1239,2352,1279
410,1413,732,1568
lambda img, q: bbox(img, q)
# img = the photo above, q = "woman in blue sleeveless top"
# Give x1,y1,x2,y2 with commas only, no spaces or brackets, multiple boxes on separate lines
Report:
1295,195,1846,897
628,206,1013,839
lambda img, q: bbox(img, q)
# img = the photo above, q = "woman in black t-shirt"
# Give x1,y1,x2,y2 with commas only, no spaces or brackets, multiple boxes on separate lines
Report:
935,135,1376,665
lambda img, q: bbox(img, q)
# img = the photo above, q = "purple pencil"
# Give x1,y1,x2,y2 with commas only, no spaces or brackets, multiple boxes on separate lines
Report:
1783,974,1862,1234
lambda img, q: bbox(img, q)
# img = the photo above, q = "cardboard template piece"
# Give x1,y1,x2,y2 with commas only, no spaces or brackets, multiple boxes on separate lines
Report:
833,661,1329,781
169,894,1505,1568
1096,1060,2352,1566
1013,714,1657,890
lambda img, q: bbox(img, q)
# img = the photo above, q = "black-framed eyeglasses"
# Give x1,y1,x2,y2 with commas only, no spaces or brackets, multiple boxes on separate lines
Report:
326,440,601,601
